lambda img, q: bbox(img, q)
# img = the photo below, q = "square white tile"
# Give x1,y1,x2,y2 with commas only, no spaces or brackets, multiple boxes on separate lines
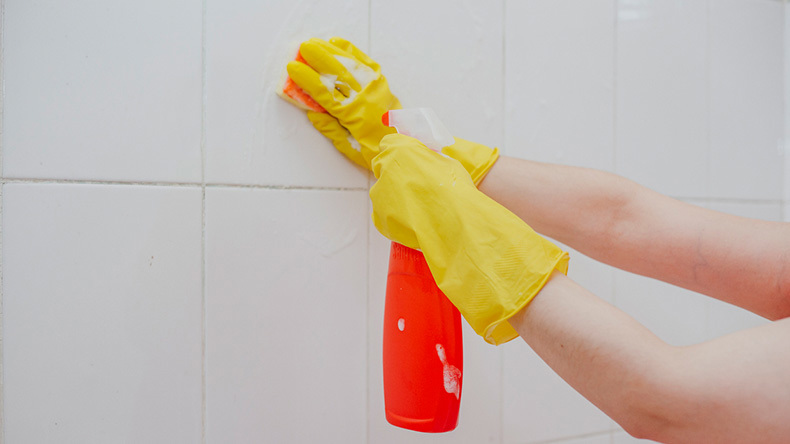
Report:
2,183,203,443
503,341,611,444
555,433,613,444
785,2,790,222
612,429,659,443
708,0,784,200
371,0,504,149
707,200,783,223
367,220,503,444
204,0,369,188
204,187,368,443
556,241,616,305
613,270,709,347
2,1,203,183
615,0,709,198
505,0,615,170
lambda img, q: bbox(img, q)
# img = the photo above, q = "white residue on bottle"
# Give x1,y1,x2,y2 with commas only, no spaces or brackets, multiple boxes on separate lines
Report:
397,318,405,331
436,344,462,400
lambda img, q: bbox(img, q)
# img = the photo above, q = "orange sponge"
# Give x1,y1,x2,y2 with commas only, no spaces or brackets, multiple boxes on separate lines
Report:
277,52,327,113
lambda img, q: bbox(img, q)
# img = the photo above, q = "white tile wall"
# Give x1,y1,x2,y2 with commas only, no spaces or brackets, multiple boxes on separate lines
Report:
613,270,712,346
615,0,709,198
2,184,203,443
785,1,790,223
612,429,659,443
503,341,611,444
505,0,615,171
204,187,368,443
564,434,614,444
204,0,369,188
2,1,203,183
1,1,787,443
371,0,504,148
708,0,784,201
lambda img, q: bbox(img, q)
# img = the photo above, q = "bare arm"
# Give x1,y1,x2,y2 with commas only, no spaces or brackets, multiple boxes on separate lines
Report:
510,272,790,443
479,156,790,319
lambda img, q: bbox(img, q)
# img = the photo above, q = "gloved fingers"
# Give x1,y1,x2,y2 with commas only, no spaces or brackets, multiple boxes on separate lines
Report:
328,37,382,72
286,60,343,112
299,38,374,95
299,38,380,93
307,111,368,169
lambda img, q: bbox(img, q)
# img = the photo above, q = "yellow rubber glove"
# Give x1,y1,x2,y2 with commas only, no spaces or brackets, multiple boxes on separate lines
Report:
286,38,500,183
287,37,401,169
370,134,569,345
441,138,500,186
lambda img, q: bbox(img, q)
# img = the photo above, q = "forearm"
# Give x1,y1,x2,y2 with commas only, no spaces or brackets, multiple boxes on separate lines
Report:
476,156,698,273
479,156,790,319
478,156,637,253
510,273,790,443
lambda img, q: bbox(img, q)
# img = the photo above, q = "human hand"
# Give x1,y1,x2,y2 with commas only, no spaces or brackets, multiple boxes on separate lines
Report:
287,37,401,170
287,38,500,182
370,134,569,345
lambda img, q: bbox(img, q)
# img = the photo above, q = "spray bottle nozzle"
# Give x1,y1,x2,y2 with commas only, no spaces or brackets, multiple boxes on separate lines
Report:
381,108,455,152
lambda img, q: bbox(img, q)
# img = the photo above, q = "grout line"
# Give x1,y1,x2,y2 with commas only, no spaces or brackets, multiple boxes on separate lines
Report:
500,2,507,441
0,0,6,440
706,0,712,201
206,183,368,192
611,0,619,309
366,1,372,442
0,178,368,192
200,0,208,441
1,178,205,187
527,429,614,444
783,0,789,221
612,0,619,175
200,187,207,444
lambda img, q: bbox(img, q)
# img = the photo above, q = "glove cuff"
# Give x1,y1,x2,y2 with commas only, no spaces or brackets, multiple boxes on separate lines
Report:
441,138,500,186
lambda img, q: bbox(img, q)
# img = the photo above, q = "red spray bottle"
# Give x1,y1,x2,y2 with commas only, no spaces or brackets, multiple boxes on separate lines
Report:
380,108,464,433
279,68,464,431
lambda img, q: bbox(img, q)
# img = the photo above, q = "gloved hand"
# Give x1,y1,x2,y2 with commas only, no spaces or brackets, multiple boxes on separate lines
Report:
286,38,500,184
287,37,401,169
370,134,569,345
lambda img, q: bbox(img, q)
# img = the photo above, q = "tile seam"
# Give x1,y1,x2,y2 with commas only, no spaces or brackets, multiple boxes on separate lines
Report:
0,179,368,192
366,0,372,441
200,0,208,441
522,428,614,444
500,1,506,442
0,0,6,440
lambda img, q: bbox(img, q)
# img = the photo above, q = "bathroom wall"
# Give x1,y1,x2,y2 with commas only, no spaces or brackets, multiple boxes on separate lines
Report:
0,1,785,443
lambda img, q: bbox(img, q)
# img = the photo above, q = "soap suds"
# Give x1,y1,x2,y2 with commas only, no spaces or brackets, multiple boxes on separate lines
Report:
319,73,340,96
319,72,358,106
436,344,461,400
334,55,378,88
347,136,361,152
